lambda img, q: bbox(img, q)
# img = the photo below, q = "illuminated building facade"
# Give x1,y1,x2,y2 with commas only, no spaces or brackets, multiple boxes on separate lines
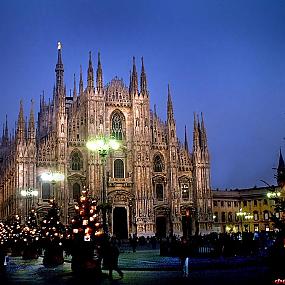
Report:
0,43,212,238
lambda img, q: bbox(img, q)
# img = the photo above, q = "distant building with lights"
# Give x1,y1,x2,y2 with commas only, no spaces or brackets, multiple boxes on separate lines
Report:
0,43,212,238
212,186,282,234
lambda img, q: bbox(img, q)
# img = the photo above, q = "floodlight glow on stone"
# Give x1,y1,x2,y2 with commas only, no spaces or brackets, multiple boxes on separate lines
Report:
109,139,120,150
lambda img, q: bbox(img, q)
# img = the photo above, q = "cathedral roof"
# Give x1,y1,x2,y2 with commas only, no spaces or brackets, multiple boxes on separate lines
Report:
105,77,130,104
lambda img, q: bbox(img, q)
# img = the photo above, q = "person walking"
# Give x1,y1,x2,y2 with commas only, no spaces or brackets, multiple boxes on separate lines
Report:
103,238,124,280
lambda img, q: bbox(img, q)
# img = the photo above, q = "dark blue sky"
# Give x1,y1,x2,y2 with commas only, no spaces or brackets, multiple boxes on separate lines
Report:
0,0,285,189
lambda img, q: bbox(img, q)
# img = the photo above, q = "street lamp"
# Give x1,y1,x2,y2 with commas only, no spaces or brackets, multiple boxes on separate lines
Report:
267,191,281,199
244,213,253,232
236,208,247,234
40,171,65,201
86,136,120,234
20,188,39,220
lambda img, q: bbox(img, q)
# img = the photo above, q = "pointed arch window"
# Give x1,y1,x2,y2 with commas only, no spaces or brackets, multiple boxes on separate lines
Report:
114,159,124,178
111,113,123,140
153,155,163,172
156,184,164,201
70,151,82,171
73,183,81,201
42,183,51,200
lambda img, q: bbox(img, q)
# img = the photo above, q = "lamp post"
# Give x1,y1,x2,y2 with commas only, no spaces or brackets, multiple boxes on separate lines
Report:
40,172,65,201
236,208,247,234
20,188,39,220
86,136,120,234
244,213,253,232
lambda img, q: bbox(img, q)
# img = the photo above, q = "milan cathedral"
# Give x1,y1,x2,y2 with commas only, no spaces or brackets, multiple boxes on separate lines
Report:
0,43,212,238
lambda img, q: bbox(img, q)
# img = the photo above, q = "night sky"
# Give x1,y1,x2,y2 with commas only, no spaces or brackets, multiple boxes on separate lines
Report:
0,0,284,189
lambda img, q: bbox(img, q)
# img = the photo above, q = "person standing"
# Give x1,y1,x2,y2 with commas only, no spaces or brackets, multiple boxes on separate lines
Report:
103,238,124,280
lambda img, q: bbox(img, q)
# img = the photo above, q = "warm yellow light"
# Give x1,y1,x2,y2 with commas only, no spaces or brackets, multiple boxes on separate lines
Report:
86,136,120,153
41,172,64,182
109,138,120,150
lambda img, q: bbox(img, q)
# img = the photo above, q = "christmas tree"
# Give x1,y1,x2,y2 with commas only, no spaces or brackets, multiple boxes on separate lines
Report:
22,208,40,259
69,187,103,274
8,215,23,256
70,187,103,241
0,221,8,245
41,199,66,266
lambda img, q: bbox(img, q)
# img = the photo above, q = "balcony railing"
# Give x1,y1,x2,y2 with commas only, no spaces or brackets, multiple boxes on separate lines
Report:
108,177,132,187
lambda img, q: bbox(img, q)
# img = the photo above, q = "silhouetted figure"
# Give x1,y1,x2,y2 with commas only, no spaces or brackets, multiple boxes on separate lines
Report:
0,244,6,274
103,239,123,280
150,236,157,249
129,234,138,252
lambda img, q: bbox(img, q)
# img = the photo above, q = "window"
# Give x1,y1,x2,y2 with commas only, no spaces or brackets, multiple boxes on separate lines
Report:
71,152,82,171
114,159,124,178
264,211,269,220
213,201,218,207
234,201,238,207
253,211,259,221
221,201,224,207
73,183,81,201
254,225,259,232
181,183,189,200
221,212,226,222
254,200,257,207
264,199,268,205
42,183,51,200
111,112,123,140
243,200,247,207
228,212,233,222
227,201,231,207
265,225,270,232
276,212,280,219
156,184,164,201
153,155,163,172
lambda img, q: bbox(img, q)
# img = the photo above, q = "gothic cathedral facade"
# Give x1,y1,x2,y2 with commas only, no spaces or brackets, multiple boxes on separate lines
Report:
0,44,212,238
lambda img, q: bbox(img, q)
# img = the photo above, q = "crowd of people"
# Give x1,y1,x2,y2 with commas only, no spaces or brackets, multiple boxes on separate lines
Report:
1,230,284,280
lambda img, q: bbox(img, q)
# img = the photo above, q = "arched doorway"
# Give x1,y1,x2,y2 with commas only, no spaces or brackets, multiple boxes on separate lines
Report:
73,183,81,201
156,216,166,238
113,207,128,239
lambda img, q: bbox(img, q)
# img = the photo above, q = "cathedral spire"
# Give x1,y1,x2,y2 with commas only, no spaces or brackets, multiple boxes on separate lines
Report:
87,51,94,91
193,112,200,150
55,41,64,92
130,57,138,95
1,124,4,146
154,104,157,117
73,74,77,100
79,65,84,95
167,84,174,122
96,52,103,94
16,100,25,141
277,149,285,188
28,99,35,140
140,57,147,95
2,115,9,146
184,125,189,152
200,112,208,149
